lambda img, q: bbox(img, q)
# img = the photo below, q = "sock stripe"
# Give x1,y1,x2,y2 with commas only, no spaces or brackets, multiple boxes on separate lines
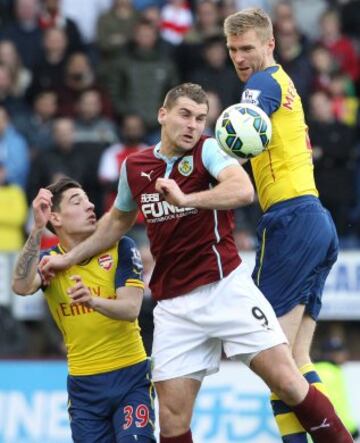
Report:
275,412,306,435
303,370,322,385
271,398,292,415
283,433,310,443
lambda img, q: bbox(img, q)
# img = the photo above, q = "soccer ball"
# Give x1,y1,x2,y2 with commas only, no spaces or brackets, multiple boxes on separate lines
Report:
215,103,272,159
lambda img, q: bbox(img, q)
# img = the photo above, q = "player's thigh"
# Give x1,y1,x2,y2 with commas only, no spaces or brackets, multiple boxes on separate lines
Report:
214,264,287,363
152,298,222,382
292,314,317,367
253,197,338,317
69,405,115,443
113,360,156,442
277,304,305,349
67,374,115,443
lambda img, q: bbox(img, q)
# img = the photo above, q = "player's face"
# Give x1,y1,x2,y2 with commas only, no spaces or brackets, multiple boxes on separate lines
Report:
227,29,275,82
158,97,208,155
55,188,97,237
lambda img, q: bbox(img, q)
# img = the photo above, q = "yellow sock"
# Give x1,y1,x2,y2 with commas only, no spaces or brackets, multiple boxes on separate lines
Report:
299,363,329,397
271,391,307,442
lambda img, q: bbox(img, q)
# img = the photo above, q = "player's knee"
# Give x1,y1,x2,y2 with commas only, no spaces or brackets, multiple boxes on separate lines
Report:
271,367,308,406
158,402,192,435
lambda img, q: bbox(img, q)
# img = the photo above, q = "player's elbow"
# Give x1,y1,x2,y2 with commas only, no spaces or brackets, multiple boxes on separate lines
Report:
11,281,31,296
126,305,141,322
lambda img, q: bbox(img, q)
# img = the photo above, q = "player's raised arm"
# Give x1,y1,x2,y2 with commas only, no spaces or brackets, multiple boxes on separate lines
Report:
40,206,138,275
156,164,254,210
155,137,254,210
12,188,52,295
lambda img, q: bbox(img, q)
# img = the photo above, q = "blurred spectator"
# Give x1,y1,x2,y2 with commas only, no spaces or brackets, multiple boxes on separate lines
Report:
0,64,30,125
308,90,357,237
38,0,83,53
61,0,112,47
234,0,271,13
183,0,221,44
16,90,57,156
176,0,222,79
274,12,313,107
310,43,338,94
340,0,360,42
160,0,193,46
0,106,29,189
73,88,118,147
141,4,162,28
0,40,32,97
98,113,148,212
318,8,359,83
0,0,43,70
315,337,359,441
282,0,328,41
56,52,113,118
0,160,28,252
328,72,359,128
107,18,179,140
27,26,69,101
96,0,139,59
188,34,242,109
0,304,27,357
0,0,14,26
27,117,86,201
218,0,237,23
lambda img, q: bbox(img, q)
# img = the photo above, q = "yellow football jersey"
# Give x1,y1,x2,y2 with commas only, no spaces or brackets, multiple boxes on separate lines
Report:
241,65,318,212
41,236,146,376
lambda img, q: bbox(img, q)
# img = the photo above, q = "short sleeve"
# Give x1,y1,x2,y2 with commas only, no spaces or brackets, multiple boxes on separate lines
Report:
114,160,138,212
241,70,282,116
201,138,239,179
114,236,144,290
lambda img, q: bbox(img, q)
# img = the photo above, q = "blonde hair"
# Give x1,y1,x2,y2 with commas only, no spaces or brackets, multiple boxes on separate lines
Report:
224,8,273,42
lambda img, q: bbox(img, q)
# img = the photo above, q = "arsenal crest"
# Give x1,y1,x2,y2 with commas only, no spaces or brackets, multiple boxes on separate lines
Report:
98,254,113,271
178,156,193,176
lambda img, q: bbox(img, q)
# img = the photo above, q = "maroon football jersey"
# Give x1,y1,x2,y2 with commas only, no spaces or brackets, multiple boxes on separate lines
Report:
126,136,241,301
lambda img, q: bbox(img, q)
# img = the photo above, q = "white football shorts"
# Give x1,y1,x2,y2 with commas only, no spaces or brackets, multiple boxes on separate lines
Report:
151,263,287,382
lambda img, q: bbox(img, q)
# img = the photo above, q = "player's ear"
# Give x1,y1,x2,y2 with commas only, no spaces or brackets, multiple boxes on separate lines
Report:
158,107,166,125
268,37,275,52
49,212,62,230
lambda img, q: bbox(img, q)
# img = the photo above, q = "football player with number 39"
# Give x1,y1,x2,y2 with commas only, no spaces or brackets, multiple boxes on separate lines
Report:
12,177,156,443
225,8,350,443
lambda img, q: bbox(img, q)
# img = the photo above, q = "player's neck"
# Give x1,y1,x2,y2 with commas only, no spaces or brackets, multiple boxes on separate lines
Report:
57,232,91,252
159,142,183,159
264,56,277,69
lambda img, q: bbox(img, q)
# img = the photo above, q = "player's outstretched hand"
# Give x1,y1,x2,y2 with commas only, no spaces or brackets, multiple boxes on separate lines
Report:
155,177,188,207
67,275,94,308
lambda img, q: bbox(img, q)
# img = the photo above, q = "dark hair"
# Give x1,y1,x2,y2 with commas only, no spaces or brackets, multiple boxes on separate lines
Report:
163,83,209,111
46,176,82,233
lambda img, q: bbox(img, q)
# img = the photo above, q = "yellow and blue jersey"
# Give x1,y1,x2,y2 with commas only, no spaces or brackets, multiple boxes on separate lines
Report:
241,65,318,212
40,236,146,376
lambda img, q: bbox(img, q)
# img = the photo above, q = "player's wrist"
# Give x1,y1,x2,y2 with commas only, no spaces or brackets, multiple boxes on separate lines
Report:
180,193,193,208
31,225,45,234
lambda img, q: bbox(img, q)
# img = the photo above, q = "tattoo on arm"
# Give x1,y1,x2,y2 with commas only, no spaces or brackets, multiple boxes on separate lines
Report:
13,230,42,281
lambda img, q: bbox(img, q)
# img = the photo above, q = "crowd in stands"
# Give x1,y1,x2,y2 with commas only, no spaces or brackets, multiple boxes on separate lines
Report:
1,0,360,356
